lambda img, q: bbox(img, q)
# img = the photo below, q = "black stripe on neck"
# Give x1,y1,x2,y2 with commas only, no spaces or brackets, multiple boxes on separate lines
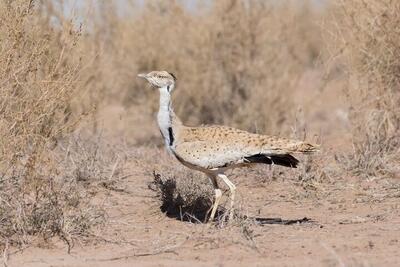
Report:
168,127,174,146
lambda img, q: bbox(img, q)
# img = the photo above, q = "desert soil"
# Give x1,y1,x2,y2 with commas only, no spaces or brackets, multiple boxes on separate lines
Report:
8,147,400,267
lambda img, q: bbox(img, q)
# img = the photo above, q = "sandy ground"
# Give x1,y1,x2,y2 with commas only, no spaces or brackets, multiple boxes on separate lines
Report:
8,150,400,266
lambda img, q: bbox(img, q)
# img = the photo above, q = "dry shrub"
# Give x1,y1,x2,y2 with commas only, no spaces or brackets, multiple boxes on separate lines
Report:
150,171,214,223
333,0,400,178
0,134,113,250
84,0,324,141
0,1,105,249
57,134,126,184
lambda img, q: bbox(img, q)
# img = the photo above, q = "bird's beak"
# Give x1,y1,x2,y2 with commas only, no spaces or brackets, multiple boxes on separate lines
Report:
137,73,147,79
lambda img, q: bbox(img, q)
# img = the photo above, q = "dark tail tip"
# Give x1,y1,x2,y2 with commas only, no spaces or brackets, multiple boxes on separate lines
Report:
270,154,299,168
244,154,299,168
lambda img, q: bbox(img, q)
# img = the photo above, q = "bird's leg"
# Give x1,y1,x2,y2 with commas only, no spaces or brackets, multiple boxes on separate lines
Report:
209,188,222,222
206,174,221,223
218,174,236,222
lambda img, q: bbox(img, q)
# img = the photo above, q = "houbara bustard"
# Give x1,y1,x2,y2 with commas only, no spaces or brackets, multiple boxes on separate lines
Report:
138,71,319,222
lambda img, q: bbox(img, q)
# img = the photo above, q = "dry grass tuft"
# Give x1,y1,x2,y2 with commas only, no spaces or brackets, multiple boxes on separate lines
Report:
0,132,123,250
150,171,214,223
55,134,127,188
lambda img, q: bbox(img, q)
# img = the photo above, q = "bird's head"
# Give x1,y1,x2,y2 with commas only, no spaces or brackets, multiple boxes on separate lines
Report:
137,71,177,92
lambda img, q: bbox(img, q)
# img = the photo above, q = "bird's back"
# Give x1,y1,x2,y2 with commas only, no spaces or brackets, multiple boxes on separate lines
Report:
173,125,318,170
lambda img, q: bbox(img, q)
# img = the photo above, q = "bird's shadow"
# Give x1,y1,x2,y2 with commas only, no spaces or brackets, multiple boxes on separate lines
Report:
163,206,315,226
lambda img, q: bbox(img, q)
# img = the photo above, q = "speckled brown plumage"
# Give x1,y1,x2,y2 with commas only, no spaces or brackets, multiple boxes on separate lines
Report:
138,70,319,223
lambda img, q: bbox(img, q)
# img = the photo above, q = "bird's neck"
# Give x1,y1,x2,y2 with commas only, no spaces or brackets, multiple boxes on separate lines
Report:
157,85,181,151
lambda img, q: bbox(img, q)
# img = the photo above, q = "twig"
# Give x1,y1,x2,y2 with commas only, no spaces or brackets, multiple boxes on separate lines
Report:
116,173,135,180
109,159,119,180
94,249,178,262
59,233,73,254
86,241,184,262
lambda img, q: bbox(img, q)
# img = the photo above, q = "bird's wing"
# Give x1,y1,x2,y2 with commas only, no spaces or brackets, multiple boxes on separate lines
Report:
174,139,250,169
174,125,318,169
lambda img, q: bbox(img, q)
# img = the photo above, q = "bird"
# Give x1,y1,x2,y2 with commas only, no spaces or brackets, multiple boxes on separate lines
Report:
137,70,319,223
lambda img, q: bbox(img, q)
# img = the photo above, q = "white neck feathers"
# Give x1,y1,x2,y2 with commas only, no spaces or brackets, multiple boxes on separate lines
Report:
157,85,175,151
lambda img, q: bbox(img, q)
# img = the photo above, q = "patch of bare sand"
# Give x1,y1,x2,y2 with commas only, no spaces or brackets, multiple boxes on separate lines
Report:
8,147,400,267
